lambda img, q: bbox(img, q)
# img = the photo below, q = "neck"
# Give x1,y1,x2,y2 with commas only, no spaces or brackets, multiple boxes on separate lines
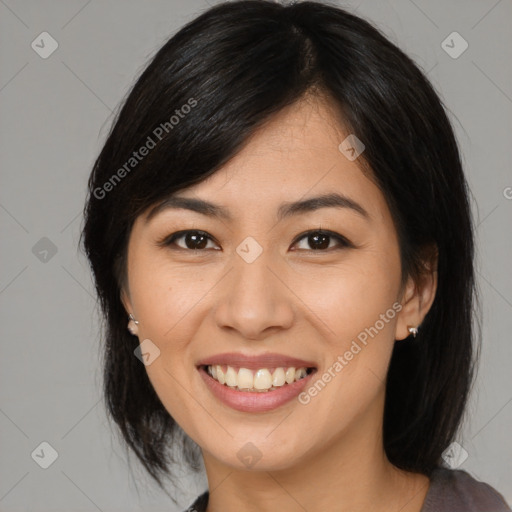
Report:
201,391,430,512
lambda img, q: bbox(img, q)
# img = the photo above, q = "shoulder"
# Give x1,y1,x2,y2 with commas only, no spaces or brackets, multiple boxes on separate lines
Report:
422,467,511,512
182,490,209,512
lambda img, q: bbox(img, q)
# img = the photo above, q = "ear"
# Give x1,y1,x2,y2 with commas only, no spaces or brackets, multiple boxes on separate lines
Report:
120,288,139,336
395,245,438,340
120,288,133,315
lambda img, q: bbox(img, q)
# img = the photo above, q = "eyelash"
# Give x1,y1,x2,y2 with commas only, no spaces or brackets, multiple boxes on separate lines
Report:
157,229,353,253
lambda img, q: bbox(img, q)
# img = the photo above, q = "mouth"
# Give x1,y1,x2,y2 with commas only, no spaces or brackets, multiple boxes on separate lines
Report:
198,364,317,392
196,364,318,413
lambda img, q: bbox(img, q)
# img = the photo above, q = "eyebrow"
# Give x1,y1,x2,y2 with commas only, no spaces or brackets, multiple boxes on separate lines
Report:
144,192,370,224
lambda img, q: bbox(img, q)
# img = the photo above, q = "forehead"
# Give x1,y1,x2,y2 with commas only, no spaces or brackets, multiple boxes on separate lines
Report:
141,97,390,228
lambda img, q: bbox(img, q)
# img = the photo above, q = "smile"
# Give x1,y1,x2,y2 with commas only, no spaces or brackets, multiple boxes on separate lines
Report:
204,364,314,392
197,365,318,413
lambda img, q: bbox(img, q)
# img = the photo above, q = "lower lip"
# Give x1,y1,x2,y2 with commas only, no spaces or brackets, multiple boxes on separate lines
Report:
197,366,317,413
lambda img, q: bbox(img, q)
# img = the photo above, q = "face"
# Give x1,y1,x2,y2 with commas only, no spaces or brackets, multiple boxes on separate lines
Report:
121,95,435,473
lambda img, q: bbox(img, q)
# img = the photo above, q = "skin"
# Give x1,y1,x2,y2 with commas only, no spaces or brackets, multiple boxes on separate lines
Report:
121,94,438,512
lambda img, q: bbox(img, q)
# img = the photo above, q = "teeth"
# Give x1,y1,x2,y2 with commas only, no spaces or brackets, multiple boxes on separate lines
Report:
295,367,307,380
272,367,286,387
225,366,238,387
238,368,254,389
254,369,272,390
206,365,311,392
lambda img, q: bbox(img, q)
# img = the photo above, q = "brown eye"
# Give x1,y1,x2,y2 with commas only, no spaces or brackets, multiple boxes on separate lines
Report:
291,230,351,251
161,230,219,251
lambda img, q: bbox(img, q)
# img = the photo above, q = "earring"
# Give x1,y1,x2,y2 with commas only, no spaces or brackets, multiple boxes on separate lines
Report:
407,326,419,338
128,314,139,335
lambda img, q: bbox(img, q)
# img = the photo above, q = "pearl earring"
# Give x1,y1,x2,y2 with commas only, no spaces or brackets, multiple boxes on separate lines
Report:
407,326,419,338
128,314,139,335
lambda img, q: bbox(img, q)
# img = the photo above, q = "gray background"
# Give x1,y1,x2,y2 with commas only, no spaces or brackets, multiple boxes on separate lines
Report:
1,0,511,510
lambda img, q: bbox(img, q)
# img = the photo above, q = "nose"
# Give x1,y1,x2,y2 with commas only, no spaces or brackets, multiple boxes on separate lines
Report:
213,249,295,340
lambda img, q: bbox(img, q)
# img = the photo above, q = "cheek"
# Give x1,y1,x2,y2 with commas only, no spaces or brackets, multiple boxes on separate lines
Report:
130,254,208,339
130,263,208,426
292,248,401,342
295,269,399,441
293,248,401,405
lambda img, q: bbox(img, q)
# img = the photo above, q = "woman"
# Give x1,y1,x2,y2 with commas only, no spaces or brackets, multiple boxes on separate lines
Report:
80,1,511,511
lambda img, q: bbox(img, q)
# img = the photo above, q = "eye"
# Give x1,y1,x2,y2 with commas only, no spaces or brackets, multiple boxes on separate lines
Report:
158,230,220,251
158,228,352,252
291,229,352,251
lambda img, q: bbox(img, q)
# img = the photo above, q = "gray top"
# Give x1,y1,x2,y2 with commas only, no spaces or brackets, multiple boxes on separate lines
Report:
421,468,511,511
183,468,511,512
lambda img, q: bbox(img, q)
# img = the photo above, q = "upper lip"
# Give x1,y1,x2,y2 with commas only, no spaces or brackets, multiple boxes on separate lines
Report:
197,352,317,371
